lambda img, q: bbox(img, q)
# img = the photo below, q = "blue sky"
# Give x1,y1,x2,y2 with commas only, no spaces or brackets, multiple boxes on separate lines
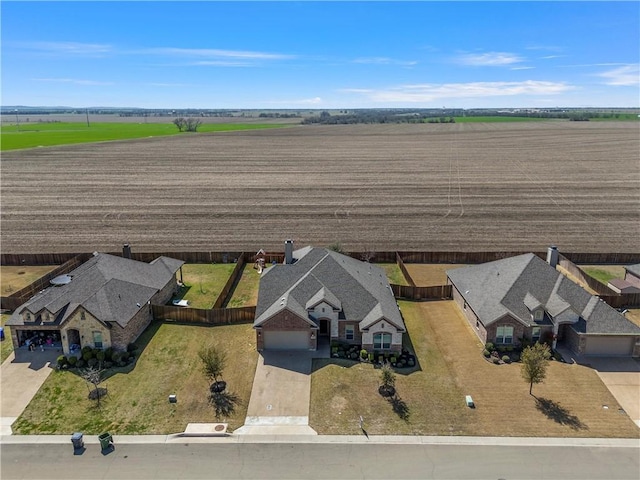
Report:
2,1,639,108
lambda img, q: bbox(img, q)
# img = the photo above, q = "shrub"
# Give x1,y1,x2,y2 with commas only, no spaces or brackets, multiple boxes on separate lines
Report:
482,349,490,357
111,352,121,363
67,356,77,366
506,346,514,352
502,355,511,364
104,361,114,369
127,343,138,353
360,349,368,360
92,348,100,357
349,352,358,360
87,358,98,367
81,346,93,355
120,351,129,361
104,347,114,361
485,342,494,351
117,360,127,367
76,359,86,368
56,355,67,367
96,351,105,362
368,353,374,362
492,357,500,364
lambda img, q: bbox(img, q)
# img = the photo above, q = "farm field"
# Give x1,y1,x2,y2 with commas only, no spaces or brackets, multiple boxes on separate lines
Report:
1,122,288,150
1,122,639,254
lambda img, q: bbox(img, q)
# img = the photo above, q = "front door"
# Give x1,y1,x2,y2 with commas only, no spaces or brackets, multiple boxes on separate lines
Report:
319,319,329,336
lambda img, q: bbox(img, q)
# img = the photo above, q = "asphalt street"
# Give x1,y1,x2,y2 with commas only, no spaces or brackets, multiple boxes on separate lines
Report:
2,442,639,480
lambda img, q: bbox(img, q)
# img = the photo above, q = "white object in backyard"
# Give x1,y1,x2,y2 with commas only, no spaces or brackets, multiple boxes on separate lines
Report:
172,299,189,307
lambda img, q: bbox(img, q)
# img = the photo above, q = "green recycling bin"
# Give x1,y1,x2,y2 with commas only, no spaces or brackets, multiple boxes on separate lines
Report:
98,432,113,450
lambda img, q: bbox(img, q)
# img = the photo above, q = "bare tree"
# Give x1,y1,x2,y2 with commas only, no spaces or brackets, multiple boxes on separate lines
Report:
80,366,107,407
185,118,202,132
173,117,186,132
521,343,551,395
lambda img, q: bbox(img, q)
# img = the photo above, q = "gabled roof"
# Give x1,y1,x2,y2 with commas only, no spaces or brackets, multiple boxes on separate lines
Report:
7,253,183,328
447,254,640,336
254,247,404,332
624,264,640,278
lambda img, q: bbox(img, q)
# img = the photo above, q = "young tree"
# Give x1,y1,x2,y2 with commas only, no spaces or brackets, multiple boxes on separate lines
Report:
80,365,106,407
198,344,226,385
521,343,551,395
173,117,186,132
379,362,396,397
185,118,202,132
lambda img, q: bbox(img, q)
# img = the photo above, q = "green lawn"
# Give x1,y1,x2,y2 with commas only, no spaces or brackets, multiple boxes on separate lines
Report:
581,266,626,285
377,263,409,286
176,264,236,309
12,321,257,434
227,265,261,308
1,122,288,151
1,314,14,363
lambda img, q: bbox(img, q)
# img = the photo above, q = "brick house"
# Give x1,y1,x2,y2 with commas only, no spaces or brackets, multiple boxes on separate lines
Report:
254,242,405,352
447,249,640,357
6,252,183,354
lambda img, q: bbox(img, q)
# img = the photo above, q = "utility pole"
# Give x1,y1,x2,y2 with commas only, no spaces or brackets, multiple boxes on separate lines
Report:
85,108,90,127
14,109,20,131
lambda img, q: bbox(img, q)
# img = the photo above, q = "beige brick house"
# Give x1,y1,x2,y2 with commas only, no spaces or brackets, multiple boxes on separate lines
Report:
447,249,640,357
6,252,183,354
254,242,405,352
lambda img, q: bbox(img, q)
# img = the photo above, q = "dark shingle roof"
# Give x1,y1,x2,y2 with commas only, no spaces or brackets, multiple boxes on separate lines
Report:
6,253,183,328
625,264,640,278
447,254,640,336
255,247,404,331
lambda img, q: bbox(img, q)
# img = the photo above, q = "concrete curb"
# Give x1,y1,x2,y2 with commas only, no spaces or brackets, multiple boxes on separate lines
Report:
1,434,638,447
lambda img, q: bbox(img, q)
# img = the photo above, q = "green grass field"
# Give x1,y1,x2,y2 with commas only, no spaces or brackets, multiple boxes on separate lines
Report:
1,122,288,151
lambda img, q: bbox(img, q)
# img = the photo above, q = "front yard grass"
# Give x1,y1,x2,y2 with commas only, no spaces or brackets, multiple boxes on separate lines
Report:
377,263,408,286
1,314,14,363
12,321,257,435
177,263,236,308
1,265,58,295
310,300,639,437
227,264,261,307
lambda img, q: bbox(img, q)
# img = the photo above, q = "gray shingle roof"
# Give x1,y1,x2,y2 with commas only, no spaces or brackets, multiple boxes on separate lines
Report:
625,264,640,278
447,254,640,336
7,253,183,328
255,247,404,331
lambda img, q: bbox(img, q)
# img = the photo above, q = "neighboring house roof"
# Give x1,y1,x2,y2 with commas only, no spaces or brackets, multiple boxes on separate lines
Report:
255,247,405,332
624,264,640,278
608,278,640,294
447,254,640,336
6,253,183,328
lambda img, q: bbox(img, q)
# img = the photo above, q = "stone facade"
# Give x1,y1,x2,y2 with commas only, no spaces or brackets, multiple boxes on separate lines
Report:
61,307,112,354
361,318,403,352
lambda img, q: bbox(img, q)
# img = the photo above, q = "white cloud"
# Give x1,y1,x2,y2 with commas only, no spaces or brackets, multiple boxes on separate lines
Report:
32,78,114,86
19,41,112,56
455,52,524,66
596,64,639,86
353,57,417,66
511,66,535,71
142,47,295,60
341,81,574,103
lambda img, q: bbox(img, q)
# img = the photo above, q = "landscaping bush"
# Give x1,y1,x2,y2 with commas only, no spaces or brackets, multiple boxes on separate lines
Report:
117,360,127,367
104,361,114,369
127,343,138,353
506,346,514,352
82,351,94,362
111,352,122,363
81,346,93,355
87,358,98,367
492,357,500,364
92,348,100,357
485,342,494,352
104,347,114,361
482,349,490,357
76,359,86,368
56,355,67,367
360,349,368,360
349,352,358,360
96,351,105,362
67,356,77,366
502,355,511,364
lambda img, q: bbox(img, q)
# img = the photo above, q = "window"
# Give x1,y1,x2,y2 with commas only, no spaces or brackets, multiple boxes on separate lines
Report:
80,311,86,321
25,312,32,322
322,307,325,313
534,310,543,321
496,326,514,345
532,327,541,343
345,325,354,341
93,331,103,349
373,332,392,349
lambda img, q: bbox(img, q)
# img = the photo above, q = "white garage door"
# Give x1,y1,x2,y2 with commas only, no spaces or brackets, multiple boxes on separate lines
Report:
585,336,634,356
263,331,309,350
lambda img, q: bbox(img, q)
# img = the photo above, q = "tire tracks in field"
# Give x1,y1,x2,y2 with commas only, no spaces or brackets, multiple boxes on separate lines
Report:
443,123,464,219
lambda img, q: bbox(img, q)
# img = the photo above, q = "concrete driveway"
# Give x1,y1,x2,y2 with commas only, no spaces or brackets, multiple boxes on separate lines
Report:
587,357,640,428
236,345,328,435
1,348,58,434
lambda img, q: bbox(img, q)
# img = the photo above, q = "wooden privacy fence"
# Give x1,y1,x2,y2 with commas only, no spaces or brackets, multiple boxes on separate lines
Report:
397,251,546,264
213,253,247,308
1,253,93,310
391,284,452,301
152,304,256,325
599,294,640,309
0,252,82,266
395,252,416,286
558,254,618,296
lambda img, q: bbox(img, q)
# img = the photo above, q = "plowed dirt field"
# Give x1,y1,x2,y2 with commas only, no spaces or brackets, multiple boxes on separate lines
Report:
2,122,638,253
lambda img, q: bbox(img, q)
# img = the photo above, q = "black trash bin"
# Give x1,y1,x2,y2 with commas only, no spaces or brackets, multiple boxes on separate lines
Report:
71,432,84,450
